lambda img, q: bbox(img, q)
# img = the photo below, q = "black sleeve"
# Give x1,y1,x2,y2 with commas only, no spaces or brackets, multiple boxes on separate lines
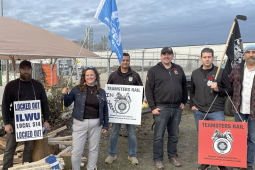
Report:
102,90,109,130
135,73,144,103
107,71,116,84
40,84,50,121
216,69,233,97
145,69,156,111
190,75,195,109
2,83,12,125
181,68,188,105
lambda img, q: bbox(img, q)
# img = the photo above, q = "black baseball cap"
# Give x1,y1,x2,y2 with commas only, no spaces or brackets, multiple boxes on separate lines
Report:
161,47,173,54
19,60,32,69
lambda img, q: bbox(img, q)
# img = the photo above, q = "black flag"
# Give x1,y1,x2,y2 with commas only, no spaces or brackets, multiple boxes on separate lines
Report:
225,20,243,75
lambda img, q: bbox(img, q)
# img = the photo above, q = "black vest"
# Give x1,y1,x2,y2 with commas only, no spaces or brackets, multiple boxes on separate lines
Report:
192,66,225,113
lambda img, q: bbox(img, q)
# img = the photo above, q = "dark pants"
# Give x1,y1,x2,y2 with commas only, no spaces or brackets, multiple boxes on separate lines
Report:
153,106,182,162
234,112,255,167
2,123,34,170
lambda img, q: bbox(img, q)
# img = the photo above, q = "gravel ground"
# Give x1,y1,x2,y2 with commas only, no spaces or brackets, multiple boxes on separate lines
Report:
79,107,242,170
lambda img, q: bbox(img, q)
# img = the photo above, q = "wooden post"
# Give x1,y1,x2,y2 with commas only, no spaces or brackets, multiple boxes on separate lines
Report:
32,138,50,162
60,153,72,170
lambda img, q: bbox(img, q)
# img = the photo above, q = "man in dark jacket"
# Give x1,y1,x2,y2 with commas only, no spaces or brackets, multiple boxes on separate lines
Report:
190,48,232,170
105,53,143,165
2,60,50,170
146,47,188,169
230,44,255,170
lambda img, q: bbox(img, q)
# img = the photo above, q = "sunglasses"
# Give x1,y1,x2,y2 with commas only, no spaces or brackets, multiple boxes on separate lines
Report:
85,66,94,69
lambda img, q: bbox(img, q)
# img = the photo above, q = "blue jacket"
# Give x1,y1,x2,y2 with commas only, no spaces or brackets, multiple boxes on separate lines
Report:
62,85,109,130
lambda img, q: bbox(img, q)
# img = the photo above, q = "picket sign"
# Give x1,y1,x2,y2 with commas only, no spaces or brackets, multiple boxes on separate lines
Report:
199,120,247,168
105,84,143,125
14,100,43,142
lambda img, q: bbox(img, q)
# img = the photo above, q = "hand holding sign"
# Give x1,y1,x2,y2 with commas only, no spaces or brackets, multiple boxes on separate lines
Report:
5,124,13,134
43,121,50,130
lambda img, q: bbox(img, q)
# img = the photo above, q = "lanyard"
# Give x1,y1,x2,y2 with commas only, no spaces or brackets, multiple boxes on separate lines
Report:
17,79,36,101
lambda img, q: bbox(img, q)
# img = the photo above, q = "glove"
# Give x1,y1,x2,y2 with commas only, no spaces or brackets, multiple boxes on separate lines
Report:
45,155,60,170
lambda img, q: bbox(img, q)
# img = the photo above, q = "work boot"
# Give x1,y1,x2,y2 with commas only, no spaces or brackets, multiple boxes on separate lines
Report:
128,156,138,165
169,154,182,167
247,166,255,170
197,164,211,170
105,155,117,164
155,161,164,169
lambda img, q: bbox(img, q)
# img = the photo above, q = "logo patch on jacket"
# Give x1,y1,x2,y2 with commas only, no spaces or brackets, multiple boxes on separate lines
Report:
174,68,178,74
207,77,213,86
129,77,133,82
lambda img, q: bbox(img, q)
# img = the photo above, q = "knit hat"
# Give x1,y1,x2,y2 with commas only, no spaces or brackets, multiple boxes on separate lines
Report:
243,44,255,55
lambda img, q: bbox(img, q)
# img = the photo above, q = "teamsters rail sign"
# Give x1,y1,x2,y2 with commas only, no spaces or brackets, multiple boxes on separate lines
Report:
105,84,143,125
14,100,43,142
199,120,247,168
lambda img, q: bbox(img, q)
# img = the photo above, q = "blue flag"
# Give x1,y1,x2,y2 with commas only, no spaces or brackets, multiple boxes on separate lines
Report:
95,0,123,63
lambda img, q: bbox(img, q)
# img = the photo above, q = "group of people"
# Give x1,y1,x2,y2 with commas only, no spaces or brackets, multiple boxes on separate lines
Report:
1,44,255,170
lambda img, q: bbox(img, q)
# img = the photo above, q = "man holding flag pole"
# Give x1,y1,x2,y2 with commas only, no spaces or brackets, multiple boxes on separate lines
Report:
196,15,248,170
223,15,255,170
230,44,255,170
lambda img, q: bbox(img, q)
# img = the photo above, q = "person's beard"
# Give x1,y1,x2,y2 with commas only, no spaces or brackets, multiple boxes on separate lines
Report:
245,56,255,65
20,73,32,81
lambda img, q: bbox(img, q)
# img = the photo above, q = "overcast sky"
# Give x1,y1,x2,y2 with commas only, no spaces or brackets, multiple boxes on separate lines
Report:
1,0,255,49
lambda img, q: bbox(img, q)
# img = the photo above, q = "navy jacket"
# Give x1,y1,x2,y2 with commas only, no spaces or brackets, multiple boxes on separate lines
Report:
62,86,109,130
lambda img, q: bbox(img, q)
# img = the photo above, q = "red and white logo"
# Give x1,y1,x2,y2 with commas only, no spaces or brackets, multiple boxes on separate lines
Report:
174,68,178,74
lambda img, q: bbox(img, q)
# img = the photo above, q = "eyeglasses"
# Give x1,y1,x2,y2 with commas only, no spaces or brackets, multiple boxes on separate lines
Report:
85,66,94,69
245,51,255,55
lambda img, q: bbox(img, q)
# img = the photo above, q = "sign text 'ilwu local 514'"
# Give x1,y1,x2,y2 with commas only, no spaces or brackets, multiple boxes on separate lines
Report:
14,100,43,142
105,84,143,125
199,120,247,168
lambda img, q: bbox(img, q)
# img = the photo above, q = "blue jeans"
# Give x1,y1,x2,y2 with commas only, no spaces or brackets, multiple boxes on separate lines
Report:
234,112,255,166
108,123,137,157
192,110,225,131
153,106,182,162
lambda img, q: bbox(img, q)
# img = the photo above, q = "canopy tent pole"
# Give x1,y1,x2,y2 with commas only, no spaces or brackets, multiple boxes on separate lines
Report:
10,56,16,79
1,0,3,17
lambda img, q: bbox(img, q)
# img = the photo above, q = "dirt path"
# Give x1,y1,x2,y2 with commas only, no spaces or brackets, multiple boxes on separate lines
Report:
80,108,237,170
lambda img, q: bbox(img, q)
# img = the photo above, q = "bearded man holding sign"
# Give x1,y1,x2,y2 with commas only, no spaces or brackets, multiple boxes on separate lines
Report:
2,60,50,170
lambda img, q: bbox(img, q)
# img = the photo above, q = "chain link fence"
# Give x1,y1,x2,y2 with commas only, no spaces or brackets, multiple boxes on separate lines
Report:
0,42,253,115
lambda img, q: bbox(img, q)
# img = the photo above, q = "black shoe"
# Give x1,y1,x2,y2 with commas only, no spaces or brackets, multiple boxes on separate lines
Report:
247,166,255,170
198,164,210,170
217,166,235,170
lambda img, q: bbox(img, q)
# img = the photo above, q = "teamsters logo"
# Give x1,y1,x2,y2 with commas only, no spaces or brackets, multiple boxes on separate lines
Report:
211,129,234,155
114,92,131,114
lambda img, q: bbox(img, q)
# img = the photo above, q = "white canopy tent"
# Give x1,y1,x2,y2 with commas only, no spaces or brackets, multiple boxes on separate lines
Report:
0,17,99,60
0,16,99,83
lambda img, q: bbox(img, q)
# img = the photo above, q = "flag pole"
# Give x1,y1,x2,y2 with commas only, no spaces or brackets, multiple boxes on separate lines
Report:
66,18,95,88
63,18,95,110
211,15,246,93
214,18,237,81
214,15,247,80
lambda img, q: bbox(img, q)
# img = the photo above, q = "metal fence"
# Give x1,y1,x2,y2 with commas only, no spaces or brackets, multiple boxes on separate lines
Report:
2,42,254,112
